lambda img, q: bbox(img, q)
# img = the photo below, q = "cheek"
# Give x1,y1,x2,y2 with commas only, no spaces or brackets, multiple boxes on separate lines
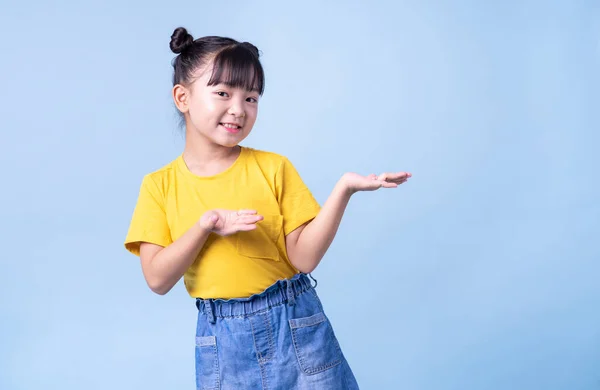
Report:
245,113,258,128
205,96,220,111
246,106,258,121
190,97,218,122
197,96,215,113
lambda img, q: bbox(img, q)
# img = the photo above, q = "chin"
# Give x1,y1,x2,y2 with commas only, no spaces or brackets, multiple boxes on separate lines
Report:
214,138,240,148
221,135,248,148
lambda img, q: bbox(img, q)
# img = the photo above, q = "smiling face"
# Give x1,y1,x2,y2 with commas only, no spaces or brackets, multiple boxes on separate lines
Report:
172,44,265,149
174,64,260,147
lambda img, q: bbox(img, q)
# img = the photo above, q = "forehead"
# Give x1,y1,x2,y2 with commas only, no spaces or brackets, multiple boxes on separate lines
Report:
194,49,264,94
194,66,260,92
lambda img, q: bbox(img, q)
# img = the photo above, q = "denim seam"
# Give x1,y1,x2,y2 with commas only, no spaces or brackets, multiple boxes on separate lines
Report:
249,315,272,390
212,342,221,390
249,316,263,361
261,312,274,362
289,318,343,375
259,360,269,390
289,313,326,329
308,288,324,311
196,342,220,390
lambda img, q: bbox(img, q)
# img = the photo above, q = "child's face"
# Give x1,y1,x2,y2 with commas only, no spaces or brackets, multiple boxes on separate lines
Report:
181,63,259,148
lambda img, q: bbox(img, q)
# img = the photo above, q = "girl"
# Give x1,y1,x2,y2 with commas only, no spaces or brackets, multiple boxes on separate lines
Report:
125,27,411,390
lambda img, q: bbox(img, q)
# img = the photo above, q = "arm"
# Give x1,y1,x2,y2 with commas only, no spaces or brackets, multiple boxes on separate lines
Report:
286,179,351,273
286,171,411,273
140,209,263,295
140,223,211,295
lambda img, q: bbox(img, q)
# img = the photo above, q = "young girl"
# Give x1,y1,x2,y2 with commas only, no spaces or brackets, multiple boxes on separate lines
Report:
125,27,411,390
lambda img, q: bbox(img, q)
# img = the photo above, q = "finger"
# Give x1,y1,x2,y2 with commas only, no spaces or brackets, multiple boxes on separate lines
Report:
389,177,409,186
236,215,264,224
387,174,411,183
378,173,405,182
235,209,258,216
379,172,411,181
389,177,408,184
371,180,389,188
199,214,219,230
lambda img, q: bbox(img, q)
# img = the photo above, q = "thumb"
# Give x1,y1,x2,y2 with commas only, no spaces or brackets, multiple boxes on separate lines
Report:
209,214,219,227
202,212,219,228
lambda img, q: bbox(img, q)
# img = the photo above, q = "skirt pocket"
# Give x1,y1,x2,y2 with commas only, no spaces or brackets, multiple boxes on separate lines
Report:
195,335,220,390
289,312,343,375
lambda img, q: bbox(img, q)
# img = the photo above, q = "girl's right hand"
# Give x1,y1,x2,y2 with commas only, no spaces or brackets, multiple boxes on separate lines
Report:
198,209,264,237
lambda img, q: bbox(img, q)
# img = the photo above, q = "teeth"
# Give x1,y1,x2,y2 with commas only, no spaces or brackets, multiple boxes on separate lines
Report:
222,123,240,129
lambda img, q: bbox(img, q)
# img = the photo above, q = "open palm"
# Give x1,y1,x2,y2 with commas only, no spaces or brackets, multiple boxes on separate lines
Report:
343,171,411,192
199,209,263,236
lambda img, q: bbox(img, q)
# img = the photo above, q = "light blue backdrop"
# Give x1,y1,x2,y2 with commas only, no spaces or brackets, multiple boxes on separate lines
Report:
1,1,598,389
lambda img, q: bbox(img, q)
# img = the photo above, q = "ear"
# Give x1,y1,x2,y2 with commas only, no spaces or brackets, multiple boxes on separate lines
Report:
172,84,190,113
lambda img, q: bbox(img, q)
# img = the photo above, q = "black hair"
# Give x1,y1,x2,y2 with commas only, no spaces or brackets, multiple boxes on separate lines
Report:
169,27,265,95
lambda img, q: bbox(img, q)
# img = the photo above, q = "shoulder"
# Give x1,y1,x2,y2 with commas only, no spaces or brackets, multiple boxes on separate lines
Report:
244,146,289,163
139,158,179,194
243,146,292,172
243,146,310,190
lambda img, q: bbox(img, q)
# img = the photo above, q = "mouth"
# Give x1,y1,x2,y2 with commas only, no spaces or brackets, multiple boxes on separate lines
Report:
219,122,242,134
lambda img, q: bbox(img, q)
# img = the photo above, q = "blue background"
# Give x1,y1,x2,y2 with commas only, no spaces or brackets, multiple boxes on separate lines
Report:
1,1,599,389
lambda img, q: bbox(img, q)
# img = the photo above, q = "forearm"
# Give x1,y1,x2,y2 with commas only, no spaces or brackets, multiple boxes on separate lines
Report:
291,179,352,273
144,223,211,294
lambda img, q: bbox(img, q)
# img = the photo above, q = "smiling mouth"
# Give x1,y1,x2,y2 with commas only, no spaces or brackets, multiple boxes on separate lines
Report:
219,123,242,133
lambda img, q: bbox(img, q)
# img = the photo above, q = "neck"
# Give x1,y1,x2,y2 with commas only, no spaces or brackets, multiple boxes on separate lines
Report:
182,127,239,166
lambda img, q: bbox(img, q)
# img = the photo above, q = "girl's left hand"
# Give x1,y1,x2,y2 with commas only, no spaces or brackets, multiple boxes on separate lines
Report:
341,171,412,193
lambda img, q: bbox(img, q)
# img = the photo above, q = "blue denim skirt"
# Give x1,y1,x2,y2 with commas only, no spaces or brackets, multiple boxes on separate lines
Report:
194,273,359,389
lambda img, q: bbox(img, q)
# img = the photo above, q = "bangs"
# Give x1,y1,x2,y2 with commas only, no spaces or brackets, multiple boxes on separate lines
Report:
207,45,265,95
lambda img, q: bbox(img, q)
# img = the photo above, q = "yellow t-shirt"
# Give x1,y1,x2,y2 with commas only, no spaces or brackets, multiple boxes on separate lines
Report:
124,146,321,299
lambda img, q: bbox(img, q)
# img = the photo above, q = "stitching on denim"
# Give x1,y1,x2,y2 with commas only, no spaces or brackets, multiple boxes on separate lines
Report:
195,336,216,347
289,312,326,329
201,283,312,319
196,342,220,390
289,316,342,375
259,358,269,390
308,288,324,312
213,341,221,389
261,312,275,362
290,320,306,372
249,315,263,361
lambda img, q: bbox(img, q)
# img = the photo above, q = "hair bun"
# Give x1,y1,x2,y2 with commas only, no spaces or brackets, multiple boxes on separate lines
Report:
241,42,261,58
170,27,194,54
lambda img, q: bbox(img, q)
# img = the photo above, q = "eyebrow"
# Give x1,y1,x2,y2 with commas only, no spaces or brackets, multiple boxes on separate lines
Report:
217,81,260,93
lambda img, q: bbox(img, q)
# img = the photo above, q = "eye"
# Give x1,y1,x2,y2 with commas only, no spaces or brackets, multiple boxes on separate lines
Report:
216,91,229,97
246,97,258,103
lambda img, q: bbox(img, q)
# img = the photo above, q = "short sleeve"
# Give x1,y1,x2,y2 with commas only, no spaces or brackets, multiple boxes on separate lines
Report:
276,157,321,236
124,175,173,256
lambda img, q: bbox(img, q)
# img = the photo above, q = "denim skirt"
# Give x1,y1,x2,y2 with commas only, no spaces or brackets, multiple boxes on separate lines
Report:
194,273,359,389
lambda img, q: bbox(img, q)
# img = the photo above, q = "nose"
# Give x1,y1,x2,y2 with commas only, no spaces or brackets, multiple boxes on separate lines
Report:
227,99,246,118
